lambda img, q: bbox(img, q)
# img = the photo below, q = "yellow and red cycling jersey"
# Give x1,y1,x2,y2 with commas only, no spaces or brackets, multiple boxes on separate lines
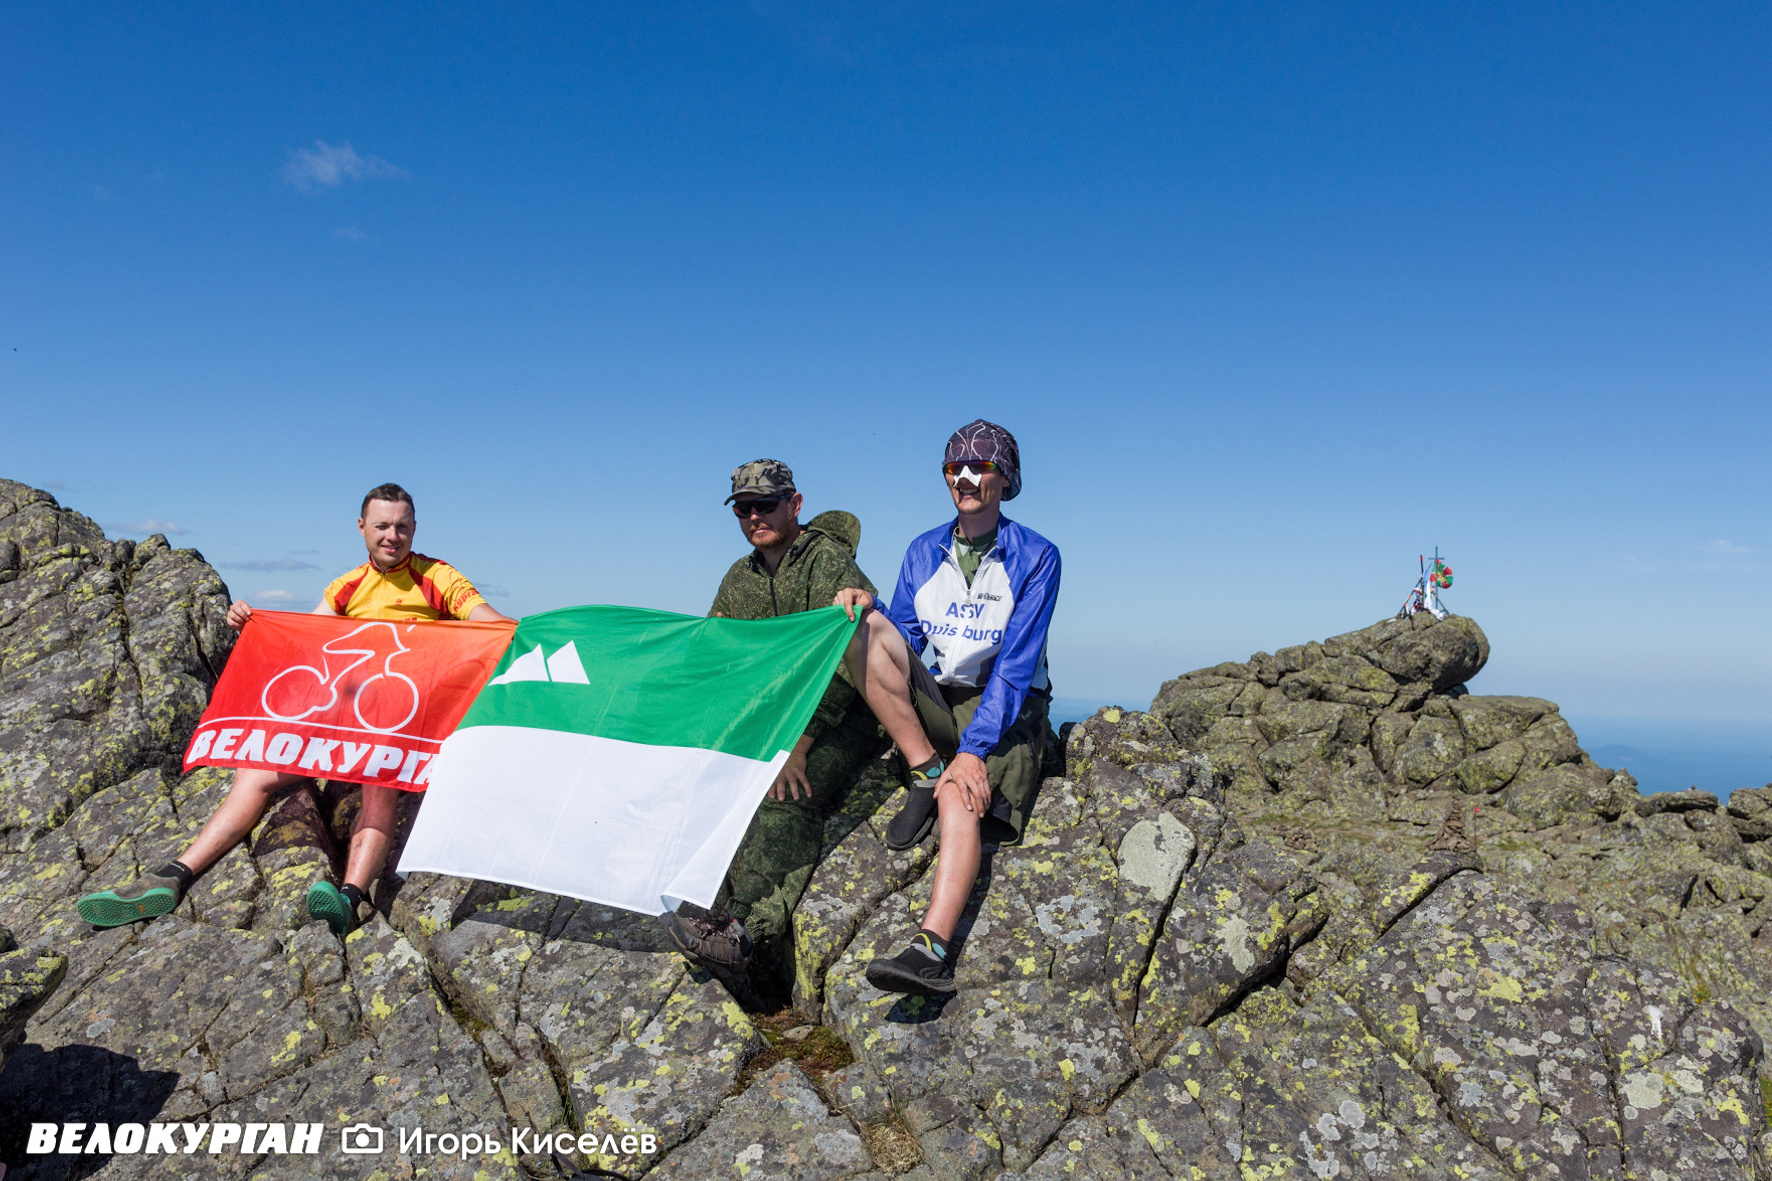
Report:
321,553,489,621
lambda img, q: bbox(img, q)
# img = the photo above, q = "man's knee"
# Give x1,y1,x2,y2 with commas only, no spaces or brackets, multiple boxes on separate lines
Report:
354,786,401,831
231,768,304,797
865,610,909,658
845,615,874,656
932,779,980,816
754,793,820,822
749,795,826,863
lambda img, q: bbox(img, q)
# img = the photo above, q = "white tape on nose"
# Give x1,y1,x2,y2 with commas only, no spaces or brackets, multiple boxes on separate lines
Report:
950,465,984,486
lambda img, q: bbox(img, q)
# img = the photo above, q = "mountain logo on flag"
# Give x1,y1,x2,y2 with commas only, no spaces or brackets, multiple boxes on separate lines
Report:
488,640,590,686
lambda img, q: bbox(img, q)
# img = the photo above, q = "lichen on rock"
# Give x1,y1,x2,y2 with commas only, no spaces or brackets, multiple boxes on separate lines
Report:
3,477,1772,1179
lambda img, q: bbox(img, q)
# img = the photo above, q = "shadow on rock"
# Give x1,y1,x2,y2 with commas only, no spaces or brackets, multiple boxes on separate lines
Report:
886,993,954,1024
0,1043,179,1179
548,898,677,952
429,878,679,953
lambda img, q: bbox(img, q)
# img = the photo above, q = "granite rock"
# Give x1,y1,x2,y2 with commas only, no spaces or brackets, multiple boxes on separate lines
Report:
0,922,64,1071
648,1060,872,1180
3,480,1771,1181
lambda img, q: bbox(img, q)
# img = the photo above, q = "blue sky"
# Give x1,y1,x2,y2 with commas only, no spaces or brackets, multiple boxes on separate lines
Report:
5,3,1771,750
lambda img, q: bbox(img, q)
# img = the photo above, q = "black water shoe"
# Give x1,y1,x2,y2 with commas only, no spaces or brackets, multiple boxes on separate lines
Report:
865,932,956,997
884,784,938,850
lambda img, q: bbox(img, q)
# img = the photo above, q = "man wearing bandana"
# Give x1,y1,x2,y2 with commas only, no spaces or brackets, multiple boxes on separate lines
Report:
834,420,1061,996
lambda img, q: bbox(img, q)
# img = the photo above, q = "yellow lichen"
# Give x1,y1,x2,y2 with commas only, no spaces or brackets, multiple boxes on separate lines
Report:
1477,976,1524,1003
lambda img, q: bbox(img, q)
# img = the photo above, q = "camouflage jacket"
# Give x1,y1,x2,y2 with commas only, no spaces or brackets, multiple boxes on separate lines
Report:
710,511,877,743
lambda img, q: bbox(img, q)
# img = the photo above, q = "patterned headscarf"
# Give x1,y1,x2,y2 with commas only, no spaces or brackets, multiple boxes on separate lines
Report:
944,420,1021,501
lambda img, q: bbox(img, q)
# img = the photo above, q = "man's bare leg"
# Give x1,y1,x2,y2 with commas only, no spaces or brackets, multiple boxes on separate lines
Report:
847,609,952,852
307,783,400,936
178,768,309,874
862,773,978,997
845,611,936,766
76,767,304,927
343,784,400,892
923,779,983,940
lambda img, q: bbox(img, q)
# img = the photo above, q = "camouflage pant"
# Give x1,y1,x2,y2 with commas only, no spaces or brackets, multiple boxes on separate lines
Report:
718,700,887,948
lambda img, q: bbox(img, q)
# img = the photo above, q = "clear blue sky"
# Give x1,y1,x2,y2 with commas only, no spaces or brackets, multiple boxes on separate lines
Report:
6,3,1770,729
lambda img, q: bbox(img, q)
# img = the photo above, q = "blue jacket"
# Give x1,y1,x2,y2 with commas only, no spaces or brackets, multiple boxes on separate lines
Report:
883,516,1060,758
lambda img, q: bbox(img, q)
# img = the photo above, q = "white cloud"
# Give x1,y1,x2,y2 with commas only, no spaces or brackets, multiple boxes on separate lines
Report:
253,590,301,603
281,141,409,192
104,518,189,536
1701,539,1754,555
334,225,367,240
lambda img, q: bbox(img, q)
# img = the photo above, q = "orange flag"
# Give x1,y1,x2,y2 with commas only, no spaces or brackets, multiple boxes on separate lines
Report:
183,611,516,789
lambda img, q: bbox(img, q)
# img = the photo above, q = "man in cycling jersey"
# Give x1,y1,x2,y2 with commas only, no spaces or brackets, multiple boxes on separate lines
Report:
76,482,510,936
833,420,1060,996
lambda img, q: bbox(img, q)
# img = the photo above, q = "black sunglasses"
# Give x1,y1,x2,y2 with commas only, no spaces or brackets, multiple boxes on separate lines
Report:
733,498,785,518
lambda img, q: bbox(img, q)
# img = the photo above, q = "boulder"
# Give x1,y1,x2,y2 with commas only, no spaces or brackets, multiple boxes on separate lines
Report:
0,922,64,1072
1337,873,1764,1178
648,1060,871,1180
0,480,233,848
1640,787,1722,815
1326,613,1489,689
1,479,1769,1181
1502,763,1623,829
1449,693,1552,749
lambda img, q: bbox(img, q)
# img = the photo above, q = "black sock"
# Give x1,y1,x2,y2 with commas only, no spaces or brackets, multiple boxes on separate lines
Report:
340,883,365,910
916,928,949,960
157,861,194,889
909,755,945,781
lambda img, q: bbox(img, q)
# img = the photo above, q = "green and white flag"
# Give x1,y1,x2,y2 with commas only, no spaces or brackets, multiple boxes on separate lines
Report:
398,604,859,915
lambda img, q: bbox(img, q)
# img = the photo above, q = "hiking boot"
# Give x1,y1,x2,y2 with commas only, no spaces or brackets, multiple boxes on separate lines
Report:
883,783,938,850
76,872,186,928
662,910,752,970
306,881,359,937
865,933,956,997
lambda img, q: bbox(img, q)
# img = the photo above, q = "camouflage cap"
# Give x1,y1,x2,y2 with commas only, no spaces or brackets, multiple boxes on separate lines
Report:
726,459,796,504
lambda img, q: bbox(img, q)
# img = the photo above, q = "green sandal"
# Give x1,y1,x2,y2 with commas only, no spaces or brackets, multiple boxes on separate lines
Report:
305,881,359,936
76,872,185,928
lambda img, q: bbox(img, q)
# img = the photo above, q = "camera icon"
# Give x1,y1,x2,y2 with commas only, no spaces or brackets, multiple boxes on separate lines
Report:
339,1124,385,1155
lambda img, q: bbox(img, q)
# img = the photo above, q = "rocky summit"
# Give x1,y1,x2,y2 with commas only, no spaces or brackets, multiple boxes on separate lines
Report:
2,474,1771,1179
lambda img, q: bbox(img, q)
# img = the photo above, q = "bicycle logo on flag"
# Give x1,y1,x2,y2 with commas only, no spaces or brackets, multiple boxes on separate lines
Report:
260,622,421,734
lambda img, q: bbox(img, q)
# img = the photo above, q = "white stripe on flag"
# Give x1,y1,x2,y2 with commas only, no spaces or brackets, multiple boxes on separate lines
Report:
396,725,785,914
